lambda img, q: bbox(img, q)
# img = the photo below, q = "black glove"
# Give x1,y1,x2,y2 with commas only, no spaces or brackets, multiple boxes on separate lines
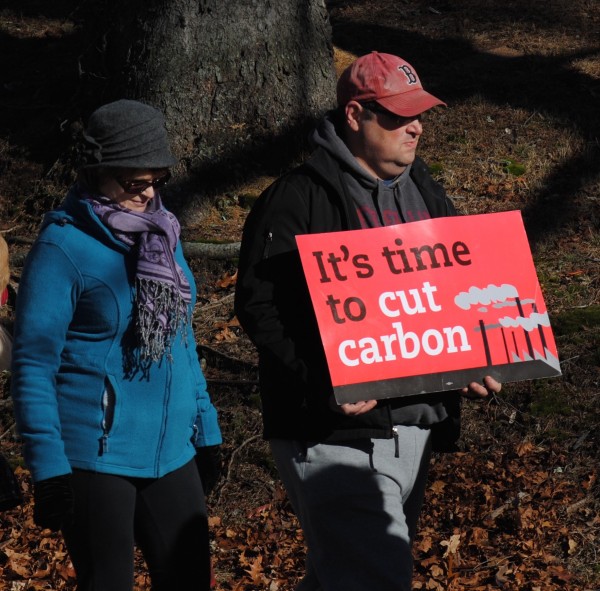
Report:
0,453,23,511
33,474,74,532
194,446,222,497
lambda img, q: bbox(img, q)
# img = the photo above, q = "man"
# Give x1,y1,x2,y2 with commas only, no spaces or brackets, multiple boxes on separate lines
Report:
234,51,501,591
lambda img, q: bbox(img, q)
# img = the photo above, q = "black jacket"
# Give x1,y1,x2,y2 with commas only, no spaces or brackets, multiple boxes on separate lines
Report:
235,146,461,448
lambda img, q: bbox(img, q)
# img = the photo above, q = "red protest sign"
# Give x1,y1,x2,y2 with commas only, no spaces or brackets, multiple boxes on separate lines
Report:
296,211,561,404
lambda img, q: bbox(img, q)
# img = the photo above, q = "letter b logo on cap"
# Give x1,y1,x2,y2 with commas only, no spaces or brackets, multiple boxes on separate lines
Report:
398,65,418,85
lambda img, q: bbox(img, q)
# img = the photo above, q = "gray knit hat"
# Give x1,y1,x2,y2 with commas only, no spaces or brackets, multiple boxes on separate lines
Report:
81,99,177,169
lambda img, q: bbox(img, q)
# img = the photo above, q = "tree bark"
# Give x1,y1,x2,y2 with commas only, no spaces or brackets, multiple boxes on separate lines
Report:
182,241,240,260
80,0,336,178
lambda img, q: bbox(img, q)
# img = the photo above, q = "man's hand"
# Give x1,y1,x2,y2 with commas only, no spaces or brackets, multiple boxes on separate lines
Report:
328,377,501,415
461,376,501,400
330,397,378,416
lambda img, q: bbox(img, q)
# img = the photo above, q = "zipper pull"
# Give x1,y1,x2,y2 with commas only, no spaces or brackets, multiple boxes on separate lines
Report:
101,434,109,455
263,231,273,259
392,426,400,458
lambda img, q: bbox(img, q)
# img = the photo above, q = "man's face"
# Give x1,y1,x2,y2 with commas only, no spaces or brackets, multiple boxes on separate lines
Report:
346,102,425,180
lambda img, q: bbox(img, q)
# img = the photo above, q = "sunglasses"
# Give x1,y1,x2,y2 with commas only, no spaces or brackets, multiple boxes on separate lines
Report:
360,102,423,126
115,171,171,195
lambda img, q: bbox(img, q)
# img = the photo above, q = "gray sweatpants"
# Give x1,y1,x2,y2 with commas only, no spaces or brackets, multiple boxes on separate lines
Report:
270,426,431,591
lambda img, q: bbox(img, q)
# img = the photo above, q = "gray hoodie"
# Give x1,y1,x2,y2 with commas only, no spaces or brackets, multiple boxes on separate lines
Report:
311,113,452,428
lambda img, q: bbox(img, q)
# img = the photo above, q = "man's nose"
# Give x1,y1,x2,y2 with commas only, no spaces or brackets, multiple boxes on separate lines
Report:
407,118,423,135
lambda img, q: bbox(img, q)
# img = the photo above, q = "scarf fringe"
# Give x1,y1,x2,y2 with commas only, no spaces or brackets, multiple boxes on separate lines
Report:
136,278,189,362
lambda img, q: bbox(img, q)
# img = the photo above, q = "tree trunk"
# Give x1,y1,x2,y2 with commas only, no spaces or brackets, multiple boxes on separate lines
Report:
80,0,336,212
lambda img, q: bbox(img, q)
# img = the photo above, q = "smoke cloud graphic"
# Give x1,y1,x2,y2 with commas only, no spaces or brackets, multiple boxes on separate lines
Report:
499,311,550,332
454,283,519,310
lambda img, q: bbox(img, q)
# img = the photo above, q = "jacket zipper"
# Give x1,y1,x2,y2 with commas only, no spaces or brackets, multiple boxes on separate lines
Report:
101,384,116,455
262,230,273,259
155,361,172,474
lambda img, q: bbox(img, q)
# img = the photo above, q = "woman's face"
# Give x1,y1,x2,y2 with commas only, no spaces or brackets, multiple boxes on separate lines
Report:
98,168,170,212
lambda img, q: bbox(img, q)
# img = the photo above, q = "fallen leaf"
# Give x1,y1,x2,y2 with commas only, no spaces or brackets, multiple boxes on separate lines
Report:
441,533,461,557
245,555,264,585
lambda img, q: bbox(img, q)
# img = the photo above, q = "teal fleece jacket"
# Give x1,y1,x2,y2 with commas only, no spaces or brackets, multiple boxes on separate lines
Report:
11,189,222,483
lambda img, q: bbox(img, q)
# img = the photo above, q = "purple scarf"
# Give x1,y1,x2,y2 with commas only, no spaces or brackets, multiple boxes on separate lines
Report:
83,190,192,362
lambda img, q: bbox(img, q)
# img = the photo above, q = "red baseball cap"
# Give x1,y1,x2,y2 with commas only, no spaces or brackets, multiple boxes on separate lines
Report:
337,51,446,117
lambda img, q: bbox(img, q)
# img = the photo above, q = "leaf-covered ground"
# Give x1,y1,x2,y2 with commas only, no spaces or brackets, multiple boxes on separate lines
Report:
1,1,599,590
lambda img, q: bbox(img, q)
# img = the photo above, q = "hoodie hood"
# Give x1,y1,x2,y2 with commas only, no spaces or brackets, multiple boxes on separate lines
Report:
309,112,425,228
310,112,379,192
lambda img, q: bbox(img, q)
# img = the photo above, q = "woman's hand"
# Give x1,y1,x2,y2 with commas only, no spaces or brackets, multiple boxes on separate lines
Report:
194,445,222,497
33,474,74,532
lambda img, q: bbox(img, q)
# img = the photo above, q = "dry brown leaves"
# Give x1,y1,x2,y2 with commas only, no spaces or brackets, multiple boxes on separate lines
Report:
210,487,305,591
208,437,598,590
412,442,598,591
0,468,76,591
1,418,598,591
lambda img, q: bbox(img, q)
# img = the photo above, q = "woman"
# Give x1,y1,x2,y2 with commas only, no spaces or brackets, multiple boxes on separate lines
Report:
11,99,222,590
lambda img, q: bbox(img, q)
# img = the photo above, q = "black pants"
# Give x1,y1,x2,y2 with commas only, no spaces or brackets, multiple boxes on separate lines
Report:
62,459,210,591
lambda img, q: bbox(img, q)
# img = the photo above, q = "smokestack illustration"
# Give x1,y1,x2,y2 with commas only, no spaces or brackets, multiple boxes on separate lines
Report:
479,319,492,365
515,297,534,358
455,283,519,366
501,327,510,363
455,283,556,366
532,302,548,354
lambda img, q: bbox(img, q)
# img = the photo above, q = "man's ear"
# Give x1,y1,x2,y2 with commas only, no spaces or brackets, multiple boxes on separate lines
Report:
345,101,363,132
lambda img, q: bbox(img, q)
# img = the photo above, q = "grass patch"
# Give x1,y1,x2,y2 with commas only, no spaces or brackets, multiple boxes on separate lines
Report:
529,386,572,418
553,305,600,365
428,162,444,175
552,305,600,336
502,158,526,176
